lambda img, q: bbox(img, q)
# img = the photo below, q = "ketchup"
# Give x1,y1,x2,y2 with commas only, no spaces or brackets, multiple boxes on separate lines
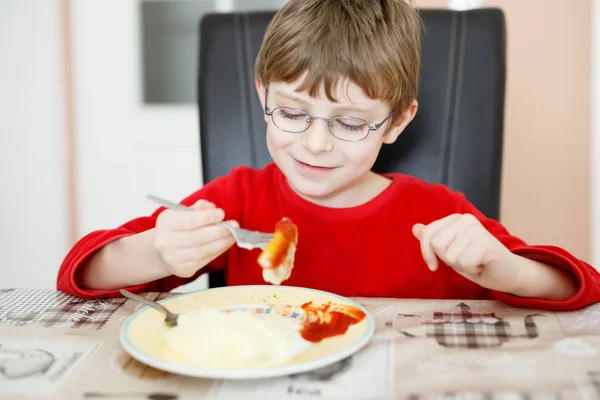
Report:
268,218,298,268
299,302,366,343
275,218,296,242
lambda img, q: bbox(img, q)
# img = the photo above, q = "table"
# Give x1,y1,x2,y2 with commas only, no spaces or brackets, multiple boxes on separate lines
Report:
1,288,600,399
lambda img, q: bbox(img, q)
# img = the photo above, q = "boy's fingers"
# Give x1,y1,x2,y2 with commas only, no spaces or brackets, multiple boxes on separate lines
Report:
190,199,216,210
163,208,225,231
174,236,234,264
419,233,438,271
443,233,471,266
411,223,425,239
226,220,240,228
416,214,461,271
201,236,237,261
165,223,232,249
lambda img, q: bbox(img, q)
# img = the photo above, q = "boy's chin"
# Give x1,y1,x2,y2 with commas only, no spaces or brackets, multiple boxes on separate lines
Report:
287,179,342,203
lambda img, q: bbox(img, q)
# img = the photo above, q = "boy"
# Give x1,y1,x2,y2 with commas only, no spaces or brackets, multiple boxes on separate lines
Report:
57,0,600,310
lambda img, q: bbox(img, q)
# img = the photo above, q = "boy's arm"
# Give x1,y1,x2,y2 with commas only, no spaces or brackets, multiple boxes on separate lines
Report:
74,228,169,291
57,168,246,299
500,252,578,301
56,215,212,299
57,216,162,298
490,244,600,311
454,193,600,311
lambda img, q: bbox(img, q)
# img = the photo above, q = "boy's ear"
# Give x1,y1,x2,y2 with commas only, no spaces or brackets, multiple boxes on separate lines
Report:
383,100,418,144
255,77,268,123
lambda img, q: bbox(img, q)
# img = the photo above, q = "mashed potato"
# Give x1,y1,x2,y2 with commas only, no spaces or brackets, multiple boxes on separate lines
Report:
164,307,296,368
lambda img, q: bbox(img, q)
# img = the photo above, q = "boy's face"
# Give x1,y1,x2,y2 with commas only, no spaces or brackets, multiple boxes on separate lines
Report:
256,76,417,207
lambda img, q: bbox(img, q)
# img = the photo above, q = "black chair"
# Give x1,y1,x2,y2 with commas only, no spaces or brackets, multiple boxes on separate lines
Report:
197,8,507,288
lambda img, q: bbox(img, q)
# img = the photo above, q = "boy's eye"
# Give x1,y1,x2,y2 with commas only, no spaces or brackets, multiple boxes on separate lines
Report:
277,109,306,120
335,118,367,132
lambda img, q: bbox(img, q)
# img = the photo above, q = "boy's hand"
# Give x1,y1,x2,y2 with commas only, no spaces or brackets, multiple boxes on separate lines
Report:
153,200,237,278
412,213,519,293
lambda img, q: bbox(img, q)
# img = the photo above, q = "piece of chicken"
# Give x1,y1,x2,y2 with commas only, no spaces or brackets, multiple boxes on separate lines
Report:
257,217,298,285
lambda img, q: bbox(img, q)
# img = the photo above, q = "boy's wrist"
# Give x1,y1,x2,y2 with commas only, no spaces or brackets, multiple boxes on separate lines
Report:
81,230,171,291
126,229,173,280
483,251,525,295
501,252,529,296
490,252,578,301
487,252,545,297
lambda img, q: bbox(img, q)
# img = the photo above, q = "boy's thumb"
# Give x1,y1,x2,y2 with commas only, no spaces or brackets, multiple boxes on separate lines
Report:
412,223,425,240
227,220,240,228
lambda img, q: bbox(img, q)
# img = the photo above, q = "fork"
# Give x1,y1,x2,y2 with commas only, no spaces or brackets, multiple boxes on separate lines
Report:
119,289,179,326
146,194,274,250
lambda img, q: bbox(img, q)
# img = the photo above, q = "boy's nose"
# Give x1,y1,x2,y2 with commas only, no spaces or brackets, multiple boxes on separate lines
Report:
301,120,334,154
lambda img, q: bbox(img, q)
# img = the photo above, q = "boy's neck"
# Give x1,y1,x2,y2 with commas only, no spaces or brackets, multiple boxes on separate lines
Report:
290,172,392,208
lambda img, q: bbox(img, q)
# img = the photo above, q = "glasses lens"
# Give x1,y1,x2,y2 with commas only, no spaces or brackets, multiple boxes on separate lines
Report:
330,116,369,141
271,108,310,133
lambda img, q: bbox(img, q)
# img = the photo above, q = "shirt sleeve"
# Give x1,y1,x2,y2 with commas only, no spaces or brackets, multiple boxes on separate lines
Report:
56,171,241,299
453,192,600,311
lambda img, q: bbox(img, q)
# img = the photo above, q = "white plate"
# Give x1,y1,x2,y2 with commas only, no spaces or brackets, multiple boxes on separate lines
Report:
120,285,374,380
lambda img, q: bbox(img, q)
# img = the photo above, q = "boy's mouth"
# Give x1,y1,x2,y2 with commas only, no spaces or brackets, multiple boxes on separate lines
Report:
293,159,337,173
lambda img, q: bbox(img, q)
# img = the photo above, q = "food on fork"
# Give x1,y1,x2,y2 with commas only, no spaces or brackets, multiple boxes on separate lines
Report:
257,217,298,285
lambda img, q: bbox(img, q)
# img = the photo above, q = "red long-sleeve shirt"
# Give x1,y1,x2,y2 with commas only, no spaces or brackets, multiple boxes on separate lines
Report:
57,163,600,310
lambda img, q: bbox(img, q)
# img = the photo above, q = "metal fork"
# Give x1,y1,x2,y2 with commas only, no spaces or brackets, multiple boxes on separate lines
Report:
119,289,179,326
146,194,274,250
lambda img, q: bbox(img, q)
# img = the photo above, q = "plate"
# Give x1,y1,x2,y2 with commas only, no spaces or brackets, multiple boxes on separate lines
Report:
120,285,374,380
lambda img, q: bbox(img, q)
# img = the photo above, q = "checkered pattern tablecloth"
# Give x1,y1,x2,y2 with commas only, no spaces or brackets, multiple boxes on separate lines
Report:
0,288,126,330
392,302,544,349
0,290,599,400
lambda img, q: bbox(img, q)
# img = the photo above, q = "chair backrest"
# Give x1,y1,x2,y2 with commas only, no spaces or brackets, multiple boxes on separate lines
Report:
198,8,506,288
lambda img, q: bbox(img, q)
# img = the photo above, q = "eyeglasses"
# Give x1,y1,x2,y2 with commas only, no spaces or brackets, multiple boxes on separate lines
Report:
264,89,394,142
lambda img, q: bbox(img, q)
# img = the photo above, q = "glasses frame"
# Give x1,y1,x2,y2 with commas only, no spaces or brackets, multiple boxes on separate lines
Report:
263,88,394,142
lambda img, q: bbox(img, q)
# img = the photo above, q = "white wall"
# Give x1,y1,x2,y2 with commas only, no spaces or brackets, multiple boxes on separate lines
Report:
0,0,69,289
592,0,600,268
70,0,285,292
71,0,201,232
70,0,206,291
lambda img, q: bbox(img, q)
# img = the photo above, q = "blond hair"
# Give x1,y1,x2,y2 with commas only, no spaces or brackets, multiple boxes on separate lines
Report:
255,0,422,118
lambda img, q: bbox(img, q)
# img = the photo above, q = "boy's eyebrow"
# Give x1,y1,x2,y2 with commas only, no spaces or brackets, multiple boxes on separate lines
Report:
274,90,374,115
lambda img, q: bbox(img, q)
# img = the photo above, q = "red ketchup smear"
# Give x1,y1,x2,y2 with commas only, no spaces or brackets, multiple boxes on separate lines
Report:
268,218,298,268
299,301,366,343
275,218,296,242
